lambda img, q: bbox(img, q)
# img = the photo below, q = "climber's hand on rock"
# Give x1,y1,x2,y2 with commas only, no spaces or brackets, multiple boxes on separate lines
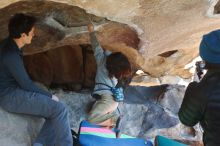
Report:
87,22,94,33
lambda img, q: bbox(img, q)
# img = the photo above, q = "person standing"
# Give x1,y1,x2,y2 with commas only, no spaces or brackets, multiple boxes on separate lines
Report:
179,29,220,146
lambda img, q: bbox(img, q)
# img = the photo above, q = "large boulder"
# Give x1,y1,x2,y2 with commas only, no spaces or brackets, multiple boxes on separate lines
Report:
0,108,43,146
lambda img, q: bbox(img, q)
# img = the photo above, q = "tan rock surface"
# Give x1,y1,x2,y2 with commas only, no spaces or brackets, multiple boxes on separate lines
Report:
1,0,220,78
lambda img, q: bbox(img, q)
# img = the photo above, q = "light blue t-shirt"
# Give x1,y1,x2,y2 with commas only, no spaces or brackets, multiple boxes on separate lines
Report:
89,32,118,96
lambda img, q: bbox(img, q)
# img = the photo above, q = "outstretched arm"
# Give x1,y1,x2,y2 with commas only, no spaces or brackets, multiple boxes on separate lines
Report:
87,23,104,64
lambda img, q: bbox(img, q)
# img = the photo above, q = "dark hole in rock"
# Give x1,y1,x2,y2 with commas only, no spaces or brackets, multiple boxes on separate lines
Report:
24,44,97,91
158,50,178,58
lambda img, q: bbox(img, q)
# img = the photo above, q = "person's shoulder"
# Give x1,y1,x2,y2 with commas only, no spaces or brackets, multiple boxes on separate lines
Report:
1,37,15,50
2,43,19,63
0,38,9,50
185,81,204,97
187,81,200,89
187,73,218,97
201,71,220,85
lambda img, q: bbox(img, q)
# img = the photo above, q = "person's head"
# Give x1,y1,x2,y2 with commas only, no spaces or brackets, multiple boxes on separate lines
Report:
8,13,36,45
106,52,132,80
199,30,220,68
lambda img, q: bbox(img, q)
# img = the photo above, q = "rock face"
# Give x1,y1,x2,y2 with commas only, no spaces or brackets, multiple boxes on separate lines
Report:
0,0,220,78
0,85,202,145
24,44,98,89
24,45,87,89
0,0,220,81
0,108,43,146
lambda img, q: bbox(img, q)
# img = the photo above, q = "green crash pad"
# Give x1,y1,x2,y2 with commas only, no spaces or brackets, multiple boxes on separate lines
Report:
155,135,188,146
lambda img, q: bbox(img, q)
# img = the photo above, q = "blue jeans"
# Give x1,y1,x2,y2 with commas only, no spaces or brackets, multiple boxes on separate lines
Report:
0,88,73,146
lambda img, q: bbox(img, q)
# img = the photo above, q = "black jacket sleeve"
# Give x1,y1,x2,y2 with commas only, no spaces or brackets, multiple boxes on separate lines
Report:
178,81,206,126
3,51,52,97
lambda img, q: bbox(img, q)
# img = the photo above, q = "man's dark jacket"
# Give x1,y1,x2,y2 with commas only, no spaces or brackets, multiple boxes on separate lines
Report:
0,37,51,97
179,70,220,146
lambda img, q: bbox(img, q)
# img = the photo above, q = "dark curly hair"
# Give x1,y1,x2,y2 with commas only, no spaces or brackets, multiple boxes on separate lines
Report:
106,52,132,79
8,13,36,39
